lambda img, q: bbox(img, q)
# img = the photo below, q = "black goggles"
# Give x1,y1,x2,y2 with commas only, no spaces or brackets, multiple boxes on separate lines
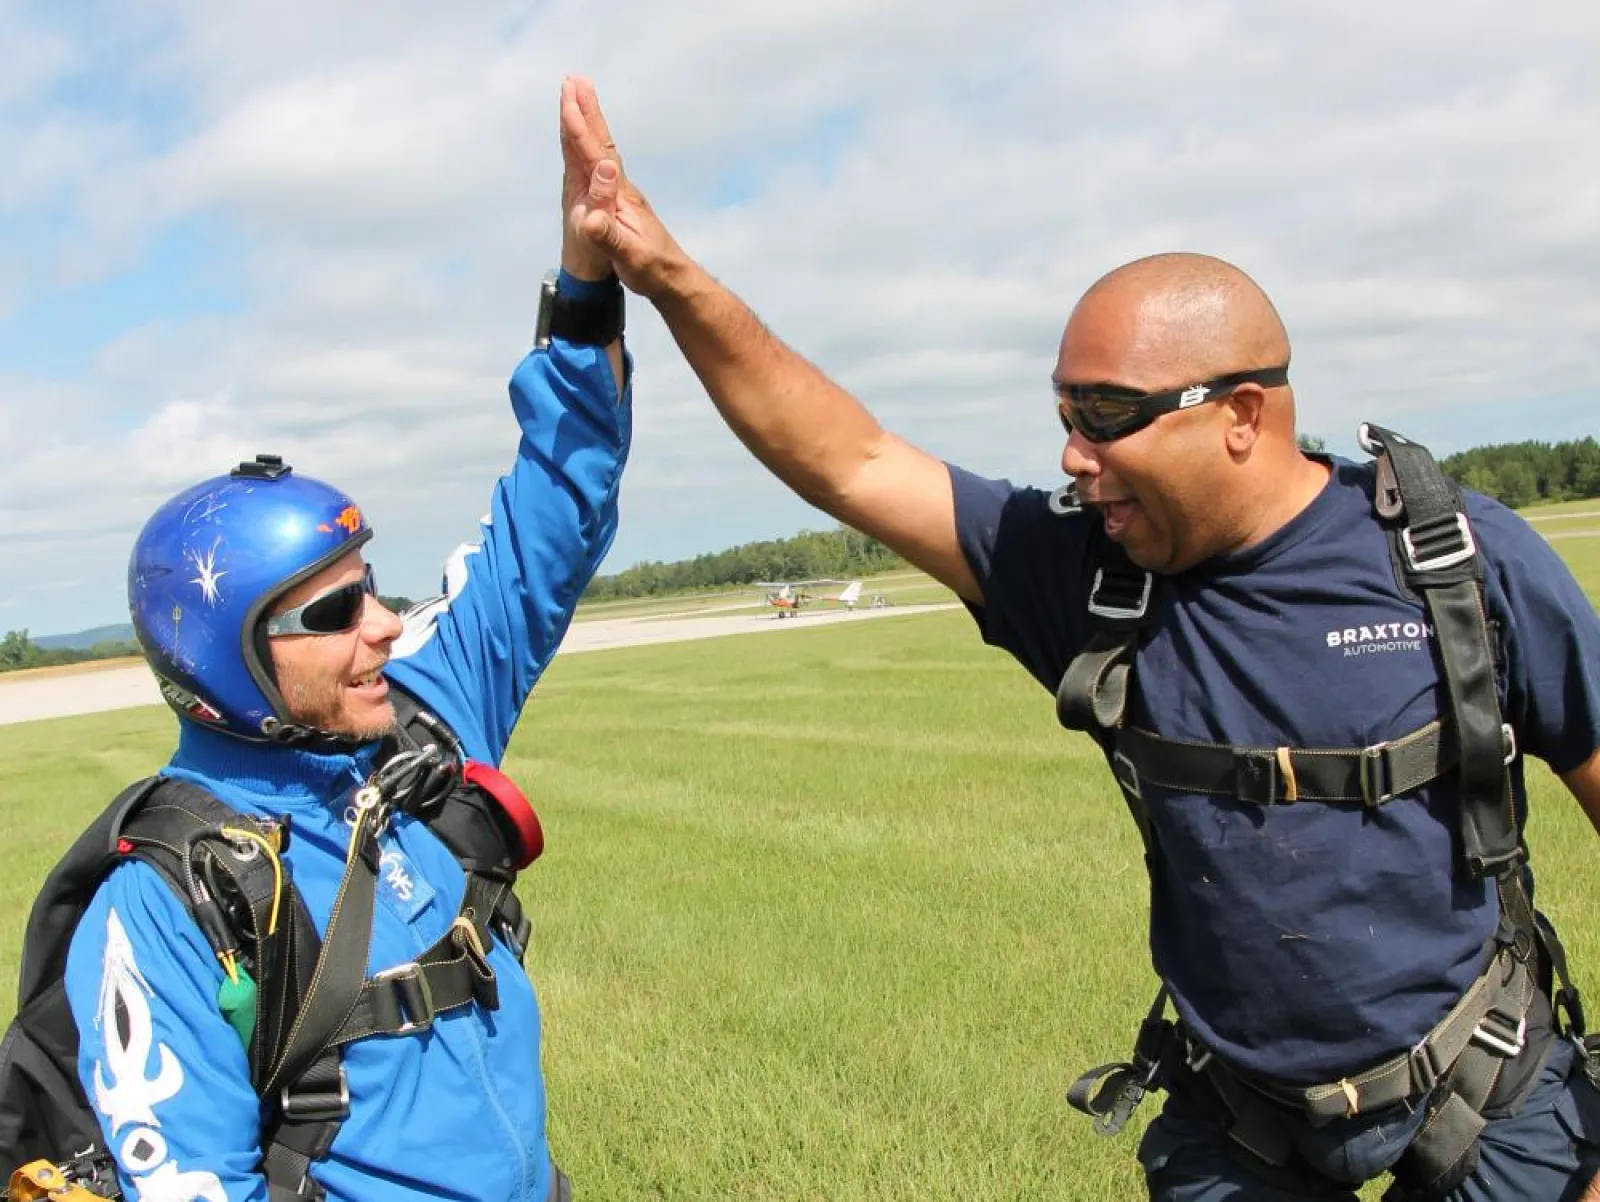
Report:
1053,365,1290,443
265,564,378,638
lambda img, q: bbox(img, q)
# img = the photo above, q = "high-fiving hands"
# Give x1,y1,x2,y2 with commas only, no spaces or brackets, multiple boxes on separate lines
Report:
558,76,613,283
560,76,689,300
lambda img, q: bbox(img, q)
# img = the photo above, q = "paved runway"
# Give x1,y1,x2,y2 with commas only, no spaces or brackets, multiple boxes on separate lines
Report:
0,603,958,727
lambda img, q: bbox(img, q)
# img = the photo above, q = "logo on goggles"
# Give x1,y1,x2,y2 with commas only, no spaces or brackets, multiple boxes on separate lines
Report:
1178,385,1210,408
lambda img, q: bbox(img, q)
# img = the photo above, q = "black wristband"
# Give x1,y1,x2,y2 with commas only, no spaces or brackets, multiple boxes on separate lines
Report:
536,270,625,348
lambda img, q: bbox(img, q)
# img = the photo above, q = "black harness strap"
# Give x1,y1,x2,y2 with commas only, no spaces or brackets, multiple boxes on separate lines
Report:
1055,540,1156,857
1362,424,1520,878
328,914,499,1047
1114,719,1467,807
116,784,310,1092
1064,987,1172,1136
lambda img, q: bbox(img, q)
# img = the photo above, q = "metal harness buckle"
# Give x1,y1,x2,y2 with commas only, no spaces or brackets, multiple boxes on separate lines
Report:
1112,750,1142,801
1400,513,1476,574
1087,569,1153,621
279,1065,350,1123
1409,1035,1445,1094
374,961,436,1034
1358,743,1392,805
1471,1009,1527,1059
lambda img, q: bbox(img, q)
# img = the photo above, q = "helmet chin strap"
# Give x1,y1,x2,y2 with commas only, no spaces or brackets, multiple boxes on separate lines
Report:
259,713,380,755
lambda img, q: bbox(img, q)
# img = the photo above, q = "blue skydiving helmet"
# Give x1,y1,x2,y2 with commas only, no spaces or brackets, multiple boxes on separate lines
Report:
129,455,373,741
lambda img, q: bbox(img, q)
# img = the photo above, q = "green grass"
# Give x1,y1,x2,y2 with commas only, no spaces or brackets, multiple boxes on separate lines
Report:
2,540,1597,1199
4,608,1598,1199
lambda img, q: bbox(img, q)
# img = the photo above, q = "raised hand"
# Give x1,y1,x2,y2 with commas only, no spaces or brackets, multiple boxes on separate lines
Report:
558,77,613,282
559,76,686,300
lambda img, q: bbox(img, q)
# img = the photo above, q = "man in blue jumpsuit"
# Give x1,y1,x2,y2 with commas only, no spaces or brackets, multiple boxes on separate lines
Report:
556,79,1600,1199
61,100,630,1202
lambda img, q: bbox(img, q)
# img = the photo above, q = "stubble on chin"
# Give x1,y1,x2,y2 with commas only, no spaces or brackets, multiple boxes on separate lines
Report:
281,677,396,742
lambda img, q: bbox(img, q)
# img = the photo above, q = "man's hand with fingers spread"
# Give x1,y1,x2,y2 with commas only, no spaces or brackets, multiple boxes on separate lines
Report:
560,75,688,299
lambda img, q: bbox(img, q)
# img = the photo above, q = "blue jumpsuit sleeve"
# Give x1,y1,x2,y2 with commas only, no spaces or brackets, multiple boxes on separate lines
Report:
64,861,266,1202
1472,498,1600,773
385,329,632,765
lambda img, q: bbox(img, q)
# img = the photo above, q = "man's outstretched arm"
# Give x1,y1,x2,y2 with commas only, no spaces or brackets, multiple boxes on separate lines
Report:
559,76,982,605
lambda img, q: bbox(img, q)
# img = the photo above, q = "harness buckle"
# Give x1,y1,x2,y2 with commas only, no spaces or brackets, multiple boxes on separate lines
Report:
1400,513,1476,574
1232,749,1279,805
499,912,532,961
1087,569,1152,622
1112,751,1142,801
1553,986,1586,1040
279,1065,350,1123
1409,1035,1445,1094
374,961,436,1034
1358,744,1392,806
1471,1009,1527,1059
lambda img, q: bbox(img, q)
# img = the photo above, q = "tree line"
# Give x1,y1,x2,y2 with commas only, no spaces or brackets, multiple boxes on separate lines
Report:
0,630,142,673
1437,437,1600,509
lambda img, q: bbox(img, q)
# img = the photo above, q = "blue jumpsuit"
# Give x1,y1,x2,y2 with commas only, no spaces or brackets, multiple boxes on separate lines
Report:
64,326,630,1202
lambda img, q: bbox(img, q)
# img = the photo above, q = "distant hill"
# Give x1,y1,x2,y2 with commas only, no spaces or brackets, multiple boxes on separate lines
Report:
34,623,136,651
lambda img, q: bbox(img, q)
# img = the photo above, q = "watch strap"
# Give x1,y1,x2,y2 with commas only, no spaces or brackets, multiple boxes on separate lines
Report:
537,270,624,348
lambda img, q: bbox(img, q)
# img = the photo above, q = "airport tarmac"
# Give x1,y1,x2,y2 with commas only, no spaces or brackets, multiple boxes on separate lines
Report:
0,602,958,727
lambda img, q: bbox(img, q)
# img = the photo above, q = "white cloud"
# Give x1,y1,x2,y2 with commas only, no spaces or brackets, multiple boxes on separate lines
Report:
0,0,1596,634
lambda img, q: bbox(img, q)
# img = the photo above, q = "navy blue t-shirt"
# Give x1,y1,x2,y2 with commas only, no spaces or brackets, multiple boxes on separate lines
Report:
952,456,1600,1084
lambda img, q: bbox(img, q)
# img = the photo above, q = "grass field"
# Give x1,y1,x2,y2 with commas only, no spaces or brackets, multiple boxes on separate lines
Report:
1,542,1597,1198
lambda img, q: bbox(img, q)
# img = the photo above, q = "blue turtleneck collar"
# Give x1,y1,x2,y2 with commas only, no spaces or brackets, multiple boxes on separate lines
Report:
168,719,382,815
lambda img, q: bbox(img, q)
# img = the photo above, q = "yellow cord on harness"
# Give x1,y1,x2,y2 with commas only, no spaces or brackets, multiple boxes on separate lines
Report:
219,825,285,937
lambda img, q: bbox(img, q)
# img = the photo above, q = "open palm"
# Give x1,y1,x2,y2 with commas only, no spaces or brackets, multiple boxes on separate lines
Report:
559,76,682,298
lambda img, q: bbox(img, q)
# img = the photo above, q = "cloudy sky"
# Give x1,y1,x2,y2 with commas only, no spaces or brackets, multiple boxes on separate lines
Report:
2,0,1596,636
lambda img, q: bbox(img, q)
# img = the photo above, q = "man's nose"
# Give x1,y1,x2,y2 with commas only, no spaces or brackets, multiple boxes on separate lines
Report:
1061,426,1102,479
362,595,405,643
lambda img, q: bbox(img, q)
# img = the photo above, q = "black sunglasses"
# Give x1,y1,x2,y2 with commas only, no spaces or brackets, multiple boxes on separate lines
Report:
1053,365,1290,443
265,564,378,638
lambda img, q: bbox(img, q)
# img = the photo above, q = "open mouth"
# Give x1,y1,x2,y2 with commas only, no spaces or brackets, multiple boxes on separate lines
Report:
1095,499,1139,538
349,669,387,693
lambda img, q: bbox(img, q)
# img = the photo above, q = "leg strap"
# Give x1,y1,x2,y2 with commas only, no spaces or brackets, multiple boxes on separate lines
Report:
1218,942,1539,1123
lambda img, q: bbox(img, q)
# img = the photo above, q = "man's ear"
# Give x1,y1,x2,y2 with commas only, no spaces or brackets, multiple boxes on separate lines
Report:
1222,385,1267,456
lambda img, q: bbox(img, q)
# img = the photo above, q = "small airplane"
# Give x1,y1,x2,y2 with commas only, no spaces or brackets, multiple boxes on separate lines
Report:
755,579,865,617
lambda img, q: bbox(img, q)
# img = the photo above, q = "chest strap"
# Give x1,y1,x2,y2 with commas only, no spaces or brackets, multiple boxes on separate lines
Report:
1110,718,1515,808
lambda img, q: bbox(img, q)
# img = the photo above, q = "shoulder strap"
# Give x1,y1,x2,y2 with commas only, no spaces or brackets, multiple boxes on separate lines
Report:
1359,423,1519,879
384,683,537,958
1055,531,1155,735
1054,528,1158,858
12,777,165,1008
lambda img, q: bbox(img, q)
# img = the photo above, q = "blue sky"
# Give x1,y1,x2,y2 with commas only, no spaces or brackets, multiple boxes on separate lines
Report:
1,0,1596,636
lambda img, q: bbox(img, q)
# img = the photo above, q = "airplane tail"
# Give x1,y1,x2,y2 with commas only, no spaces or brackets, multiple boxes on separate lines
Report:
837,581,862,605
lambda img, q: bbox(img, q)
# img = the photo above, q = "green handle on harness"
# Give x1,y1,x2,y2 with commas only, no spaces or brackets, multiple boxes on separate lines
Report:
217,965,258,1049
